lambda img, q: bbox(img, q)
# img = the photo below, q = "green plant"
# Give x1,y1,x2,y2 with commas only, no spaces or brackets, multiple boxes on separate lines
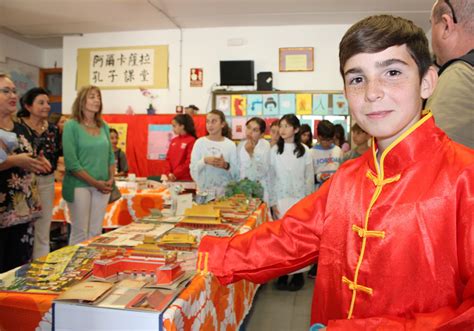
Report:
225,178,264,199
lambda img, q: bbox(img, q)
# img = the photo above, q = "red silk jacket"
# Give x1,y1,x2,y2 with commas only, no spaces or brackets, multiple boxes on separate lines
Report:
198,113,474,330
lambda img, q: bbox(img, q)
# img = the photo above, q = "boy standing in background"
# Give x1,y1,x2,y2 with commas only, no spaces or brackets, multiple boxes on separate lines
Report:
312,120,343,189
343,123,371,162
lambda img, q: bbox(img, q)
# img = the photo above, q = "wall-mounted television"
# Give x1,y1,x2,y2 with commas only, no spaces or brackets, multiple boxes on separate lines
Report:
220,60,255,86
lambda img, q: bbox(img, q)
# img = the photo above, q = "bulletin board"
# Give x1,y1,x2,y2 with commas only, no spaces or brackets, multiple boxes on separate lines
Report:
76,45,168,90
0,57,39,100
212,90,351,139
102,114,207,177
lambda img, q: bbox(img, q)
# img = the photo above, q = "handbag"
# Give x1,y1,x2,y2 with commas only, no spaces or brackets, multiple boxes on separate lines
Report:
108,181,122,204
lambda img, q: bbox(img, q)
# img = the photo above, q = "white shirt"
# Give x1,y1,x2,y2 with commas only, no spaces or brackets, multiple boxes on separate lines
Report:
237,138,271,203
269,143,314,207
312,144,343,185
190,136,238,192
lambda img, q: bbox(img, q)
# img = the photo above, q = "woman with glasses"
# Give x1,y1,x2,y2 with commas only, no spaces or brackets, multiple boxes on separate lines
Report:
17,87,62,259
0,74,51,272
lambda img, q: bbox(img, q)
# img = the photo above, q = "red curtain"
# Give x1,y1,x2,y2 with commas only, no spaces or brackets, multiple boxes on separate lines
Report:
103,114,207,177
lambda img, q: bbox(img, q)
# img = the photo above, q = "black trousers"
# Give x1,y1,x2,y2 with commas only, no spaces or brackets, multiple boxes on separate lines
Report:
0,222,34,273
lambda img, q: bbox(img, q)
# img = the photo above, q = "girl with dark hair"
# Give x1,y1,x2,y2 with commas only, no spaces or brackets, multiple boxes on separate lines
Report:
165,114,197,181
270,114,314,292
190,110,237,196
300,124,313,148
18,87,61,259
109,128,129,177
237,117,271,203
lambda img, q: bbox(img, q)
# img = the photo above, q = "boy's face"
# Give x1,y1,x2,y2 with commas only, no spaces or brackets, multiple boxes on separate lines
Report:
343,45,435,150
317,135,333,149
352,130,370,146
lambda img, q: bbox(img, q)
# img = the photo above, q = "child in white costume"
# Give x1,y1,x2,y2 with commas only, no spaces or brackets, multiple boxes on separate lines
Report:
270,114,314,292
237,117,271,204
190,110,238,196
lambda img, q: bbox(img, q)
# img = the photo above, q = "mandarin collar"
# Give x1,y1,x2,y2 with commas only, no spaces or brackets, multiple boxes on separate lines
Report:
367,112,446,178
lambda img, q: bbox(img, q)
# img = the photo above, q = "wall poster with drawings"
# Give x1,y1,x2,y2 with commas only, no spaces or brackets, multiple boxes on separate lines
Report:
0,57,38,105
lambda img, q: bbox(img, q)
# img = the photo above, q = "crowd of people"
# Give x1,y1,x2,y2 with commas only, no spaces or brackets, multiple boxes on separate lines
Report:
0,73,367,276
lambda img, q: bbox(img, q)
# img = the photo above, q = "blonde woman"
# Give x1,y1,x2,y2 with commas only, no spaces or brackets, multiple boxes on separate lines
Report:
62,85,115,245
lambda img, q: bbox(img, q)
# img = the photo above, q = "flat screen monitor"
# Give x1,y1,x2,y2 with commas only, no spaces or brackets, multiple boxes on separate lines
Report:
220,60,255,86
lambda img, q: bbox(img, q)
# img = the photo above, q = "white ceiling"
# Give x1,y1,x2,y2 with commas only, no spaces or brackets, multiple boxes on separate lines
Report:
0,0,434,49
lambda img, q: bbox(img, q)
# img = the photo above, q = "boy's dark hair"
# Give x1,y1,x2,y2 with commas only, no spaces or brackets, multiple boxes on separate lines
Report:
339,15,432,81
208,109,231,139
109,128,119,136
300,124,313,148
187,104,199,112
317,120,335,139
277,114,305,158
246,117,266,134
18,87,50,118
174,114,197,138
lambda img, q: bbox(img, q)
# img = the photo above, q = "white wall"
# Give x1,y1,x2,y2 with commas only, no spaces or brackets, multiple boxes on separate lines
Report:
62,24,350,115
0,33,44,68
43,49,63,68
0,33,62,87
182,25,349,113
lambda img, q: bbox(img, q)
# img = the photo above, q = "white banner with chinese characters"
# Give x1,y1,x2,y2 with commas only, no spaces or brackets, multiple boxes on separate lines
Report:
77,45,168,90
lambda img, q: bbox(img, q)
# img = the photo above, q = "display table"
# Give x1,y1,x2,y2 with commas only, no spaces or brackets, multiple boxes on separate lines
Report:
0,203,267,330
52,183,167,228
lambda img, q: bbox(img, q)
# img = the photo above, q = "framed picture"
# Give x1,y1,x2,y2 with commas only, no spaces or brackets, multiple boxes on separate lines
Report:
279,47,314,72
190,68,203,87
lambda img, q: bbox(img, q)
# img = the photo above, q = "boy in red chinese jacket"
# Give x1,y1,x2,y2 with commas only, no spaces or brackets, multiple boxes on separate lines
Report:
198,15,474,330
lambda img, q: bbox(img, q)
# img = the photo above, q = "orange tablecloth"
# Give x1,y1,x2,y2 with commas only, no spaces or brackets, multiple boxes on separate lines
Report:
52,183,166,228
0,203,267,331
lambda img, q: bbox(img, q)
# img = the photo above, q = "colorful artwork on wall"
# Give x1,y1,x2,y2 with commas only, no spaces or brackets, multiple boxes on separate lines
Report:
231,95,247,116
312,94,329,115
216,95,231,115
296,94,312,115
147,124,175,160
332,94,349,115
279,94,296,115
246,95,263,116
262,94,279,116
231,117,247,140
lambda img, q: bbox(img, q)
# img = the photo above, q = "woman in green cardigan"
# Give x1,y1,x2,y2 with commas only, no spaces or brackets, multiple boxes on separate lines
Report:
62,85,115,245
